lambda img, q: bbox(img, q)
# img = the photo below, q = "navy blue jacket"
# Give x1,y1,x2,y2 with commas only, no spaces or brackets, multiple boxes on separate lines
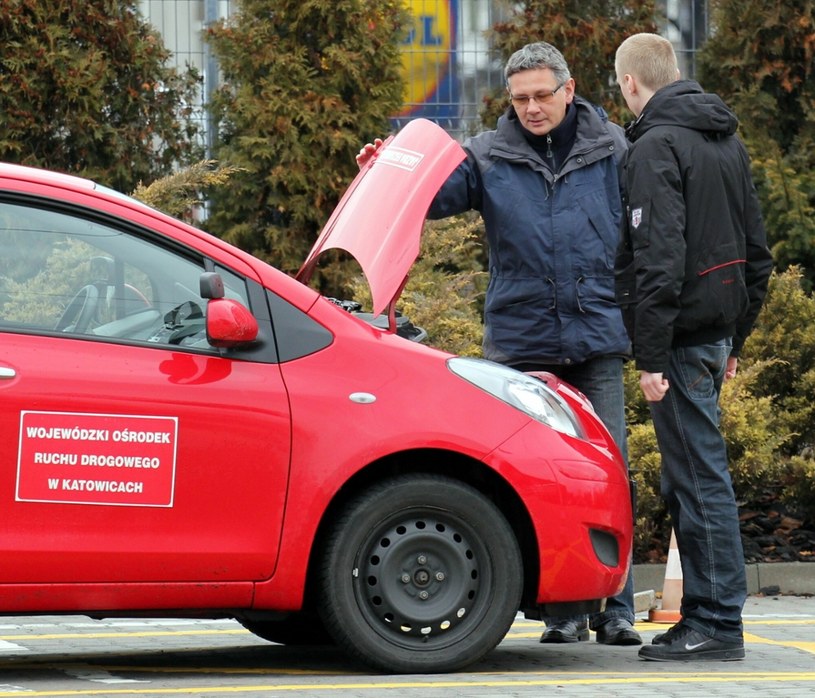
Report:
428,97,630,367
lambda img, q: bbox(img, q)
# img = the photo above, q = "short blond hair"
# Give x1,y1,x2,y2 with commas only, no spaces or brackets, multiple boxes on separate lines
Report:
616,33,679,91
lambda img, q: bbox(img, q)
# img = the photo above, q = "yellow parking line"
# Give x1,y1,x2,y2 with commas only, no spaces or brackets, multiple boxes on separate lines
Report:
508,622,815,656
511,619,815,631
1,673,815,696
4,617,813,643
1,620,813,696
743,631,815,655
0,629,248,641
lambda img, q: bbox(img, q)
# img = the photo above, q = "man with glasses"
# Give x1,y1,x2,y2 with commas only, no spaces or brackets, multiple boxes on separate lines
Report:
357,41,639,646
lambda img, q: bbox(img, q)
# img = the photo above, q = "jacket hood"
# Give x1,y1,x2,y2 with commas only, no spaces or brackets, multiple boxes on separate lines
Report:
297,119,465,321
626,80,738,142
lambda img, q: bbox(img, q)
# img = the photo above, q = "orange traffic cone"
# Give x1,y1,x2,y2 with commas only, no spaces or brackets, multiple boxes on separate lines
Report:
649,528,683,623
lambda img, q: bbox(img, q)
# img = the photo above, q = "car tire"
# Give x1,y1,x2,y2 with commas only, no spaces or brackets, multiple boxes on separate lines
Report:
238,613,334,646
318,473,522,673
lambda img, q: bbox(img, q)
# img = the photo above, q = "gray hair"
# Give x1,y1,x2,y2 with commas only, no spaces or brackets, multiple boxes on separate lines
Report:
504,42,571,85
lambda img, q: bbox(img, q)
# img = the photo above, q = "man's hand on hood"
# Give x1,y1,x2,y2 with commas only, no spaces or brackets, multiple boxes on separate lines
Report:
356,138,384,169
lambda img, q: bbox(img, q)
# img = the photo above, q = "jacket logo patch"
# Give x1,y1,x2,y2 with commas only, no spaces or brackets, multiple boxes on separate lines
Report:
631,207,642,229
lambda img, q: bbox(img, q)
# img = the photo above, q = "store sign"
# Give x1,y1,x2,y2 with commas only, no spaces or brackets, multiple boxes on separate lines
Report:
396,0,458,121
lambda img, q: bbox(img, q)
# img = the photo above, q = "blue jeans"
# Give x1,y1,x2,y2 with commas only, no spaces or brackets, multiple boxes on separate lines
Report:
516,356,635,628
648,339,746,642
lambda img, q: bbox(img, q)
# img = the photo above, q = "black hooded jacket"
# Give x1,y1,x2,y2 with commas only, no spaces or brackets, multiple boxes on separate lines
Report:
614,80,773,373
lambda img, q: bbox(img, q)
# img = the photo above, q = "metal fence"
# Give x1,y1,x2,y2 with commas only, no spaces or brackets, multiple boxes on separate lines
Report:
139,0,709,145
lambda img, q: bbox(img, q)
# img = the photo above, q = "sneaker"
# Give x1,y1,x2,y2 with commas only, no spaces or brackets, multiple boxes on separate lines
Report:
539,618,590,643
595,618,642,646
638,624,744,661
652,620,687,645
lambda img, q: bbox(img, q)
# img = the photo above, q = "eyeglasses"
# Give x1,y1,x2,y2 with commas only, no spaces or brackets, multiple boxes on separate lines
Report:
509,83,565,108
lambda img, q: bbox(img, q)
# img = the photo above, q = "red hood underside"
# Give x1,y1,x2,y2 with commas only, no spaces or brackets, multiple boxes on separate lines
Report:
297,118,466,317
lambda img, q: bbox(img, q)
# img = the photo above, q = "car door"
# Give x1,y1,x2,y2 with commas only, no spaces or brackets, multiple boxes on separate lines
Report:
0,196,292,585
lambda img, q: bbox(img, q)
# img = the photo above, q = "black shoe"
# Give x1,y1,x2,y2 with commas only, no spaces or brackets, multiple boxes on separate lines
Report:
539,619,589,643
595,618,642,646
638,624,744,661
652,620,687,645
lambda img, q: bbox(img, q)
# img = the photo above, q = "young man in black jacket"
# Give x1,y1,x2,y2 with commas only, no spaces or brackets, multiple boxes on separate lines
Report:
614,33,773,661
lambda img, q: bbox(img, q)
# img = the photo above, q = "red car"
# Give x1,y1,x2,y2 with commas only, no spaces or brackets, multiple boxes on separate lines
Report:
0,119,632,673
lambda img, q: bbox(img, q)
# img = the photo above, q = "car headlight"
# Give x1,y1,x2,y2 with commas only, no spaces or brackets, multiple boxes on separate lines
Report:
447,357,584,438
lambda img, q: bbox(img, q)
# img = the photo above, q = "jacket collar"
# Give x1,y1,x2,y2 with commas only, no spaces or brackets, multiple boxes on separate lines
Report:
491,96,620,173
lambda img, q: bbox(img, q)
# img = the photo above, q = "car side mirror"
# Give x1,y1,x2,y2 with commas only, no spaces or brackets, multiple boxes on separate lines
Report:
206,298,259,348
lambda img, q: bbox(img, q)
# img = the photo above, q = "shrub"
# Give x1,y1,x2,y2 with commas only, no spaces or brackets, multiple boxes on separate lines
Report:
720,359,792,503
783,456,815,527
739,268,815,456
627,421,665,561
205,0,407,290
0,0,200,192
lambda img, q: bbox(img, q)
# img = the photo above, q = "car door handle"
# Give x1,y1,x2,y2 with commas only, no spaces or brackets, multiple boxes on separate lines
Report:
0,366,17,380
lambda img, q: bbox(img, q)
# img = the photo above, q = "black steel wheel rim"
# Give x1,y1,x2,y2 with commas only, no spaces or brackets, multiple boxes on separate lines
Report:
353,509,491,648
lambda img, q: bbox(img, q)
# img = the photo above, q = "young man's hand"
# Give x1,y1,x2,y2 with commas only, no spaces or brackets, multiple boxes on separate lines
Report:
725,356,738,380
640,371,670,402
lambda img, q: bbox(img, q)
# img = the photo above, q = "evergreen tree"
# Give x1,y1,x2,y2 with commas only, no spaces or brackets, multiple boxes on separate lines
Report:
481,0,658,127
0,0,201,192
697,0,815,289
204,0,407,282
697,0,814,154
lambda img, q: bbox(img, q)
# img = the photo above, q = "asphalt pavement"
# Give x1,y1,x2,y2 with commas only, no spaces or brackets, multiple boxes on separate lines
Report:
449,593,815,698
0,592,813,697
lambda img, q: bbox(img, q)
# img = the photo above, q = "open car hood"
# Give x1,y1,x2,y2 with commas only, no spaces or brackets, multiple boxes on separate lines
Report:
297,119,466,326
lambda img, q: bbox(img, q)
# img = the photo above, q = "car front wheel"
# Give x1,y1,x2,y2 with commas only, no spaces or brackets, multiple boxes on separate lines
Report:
318,473,523,673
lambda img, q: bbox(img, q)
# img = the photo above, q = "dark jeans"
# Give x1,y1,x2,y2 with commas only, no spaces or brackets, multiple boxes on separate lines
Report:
516,356,635,628
648,339,746,641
